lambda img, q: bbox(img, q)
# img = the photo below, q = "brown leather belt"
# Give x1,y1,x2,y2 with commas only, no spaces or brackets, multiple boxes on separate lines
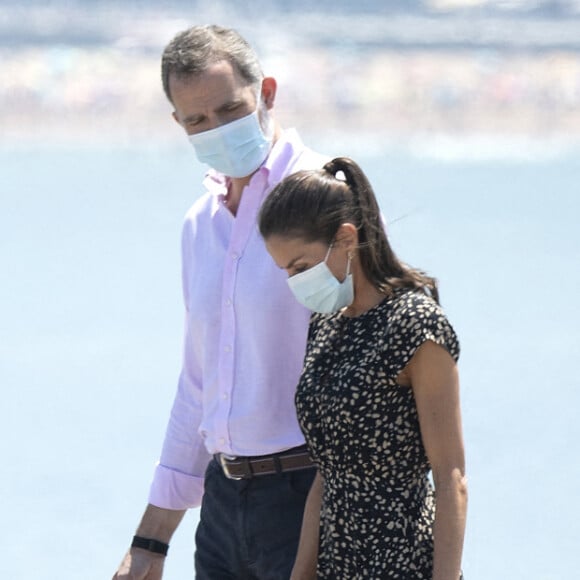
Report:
215,445,315,480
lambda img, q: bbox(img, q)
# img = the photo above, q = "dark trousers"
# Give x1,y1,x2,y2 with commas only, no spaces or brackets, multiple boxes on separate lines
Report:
194,457,316,579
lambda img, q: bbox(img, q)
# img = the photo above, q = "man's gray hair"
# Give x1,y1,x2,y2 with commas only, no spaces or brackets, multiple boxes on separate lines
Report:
161,25,264,103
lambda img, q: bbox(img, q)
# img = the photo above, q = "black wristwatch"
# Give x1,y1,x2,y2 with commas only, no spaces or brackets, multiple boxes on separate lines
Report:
131,535,170,556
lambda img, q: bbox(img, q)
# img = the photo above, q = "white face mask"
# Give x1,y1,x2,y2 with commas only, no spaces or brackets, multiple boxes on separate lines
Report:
188,101,273,178
287,246,354,314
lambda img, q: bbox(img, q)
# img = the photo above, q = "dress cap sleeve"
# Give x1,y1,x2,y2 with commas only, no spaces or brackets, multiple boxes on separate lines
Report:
386,290,460,377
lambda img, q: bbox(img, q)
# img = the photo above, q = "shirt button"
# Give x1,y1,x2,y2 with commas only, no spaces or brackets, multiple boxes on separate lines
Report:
219,437,226,445
225,298,232,306
224,345,231,353
222,393,228,400
232,253,238,260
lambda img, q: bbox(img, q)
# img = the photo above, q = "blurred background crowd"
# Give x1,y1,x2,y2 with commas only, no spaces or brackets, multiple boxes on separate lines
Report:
2,0,580,145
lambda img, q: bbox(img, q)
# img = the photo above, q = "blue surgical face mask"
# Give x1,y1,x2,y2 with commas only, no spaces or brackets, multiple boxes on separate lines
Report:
188,100,273,178
287,246,354,314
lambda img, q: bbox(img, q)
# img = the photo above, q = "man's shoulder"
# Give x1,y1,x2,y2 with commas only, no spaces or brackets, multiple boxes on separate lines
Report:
271,129,329,176
286,130,329,171
184,190,214,218
293,148,330,172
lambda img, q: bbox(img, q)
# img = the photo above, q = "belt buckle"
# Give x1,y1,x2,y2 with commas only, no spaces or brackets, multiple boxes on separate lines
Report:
218,453,244,480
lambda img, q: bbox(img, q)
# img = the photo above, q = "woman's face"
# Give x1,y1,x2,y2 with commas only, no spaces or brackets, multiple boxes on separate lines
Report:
265,235,350,282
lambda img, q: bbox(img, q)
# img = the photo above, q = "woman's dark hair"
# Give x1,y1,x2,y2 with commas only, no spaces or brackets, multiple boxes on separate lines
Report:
258,157,439,303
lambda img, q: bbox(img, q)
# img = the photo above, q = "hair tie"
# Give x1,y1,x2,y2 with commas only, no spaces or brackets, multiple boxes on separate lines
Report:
323,159,339,178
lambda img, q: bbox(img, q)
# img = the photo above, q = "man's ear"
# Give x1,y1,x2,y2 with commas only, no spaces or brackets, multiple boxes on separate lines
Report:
261,77,277,109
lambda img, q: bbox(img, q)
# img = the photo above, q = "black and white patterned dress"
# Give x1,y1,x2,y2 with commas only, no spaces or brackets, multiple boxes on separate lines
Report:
296,289,460,579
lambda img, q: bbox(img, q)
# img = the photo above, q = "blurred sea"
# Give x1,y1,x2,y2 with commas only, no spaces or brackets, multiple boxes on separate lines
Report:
1,135,579,579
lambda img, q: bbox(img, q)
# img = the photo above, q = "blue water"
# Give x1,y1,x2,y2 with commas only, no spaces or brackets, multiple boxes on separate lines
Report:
1,138,579,579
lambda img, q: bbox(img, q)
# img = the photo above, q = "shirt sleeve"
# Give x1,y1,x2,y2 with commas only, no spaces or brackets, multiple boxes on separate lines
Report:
147,308,213,509
147,221,213,510
386,291,460,378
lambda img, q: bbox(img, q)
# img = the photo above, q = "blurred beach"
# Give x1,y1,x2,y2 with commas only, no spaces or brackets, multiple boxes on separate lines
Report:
1,2,579,579
2,0,580,146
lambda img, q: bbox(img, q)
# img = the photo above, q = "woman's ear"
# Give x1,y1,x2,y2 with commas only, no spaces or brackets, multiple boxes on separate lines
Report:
334,223,358,251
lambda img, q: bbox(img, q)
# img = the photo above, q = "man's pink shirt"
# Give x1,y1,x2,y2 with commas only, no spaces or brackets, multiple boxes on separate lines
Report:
148,130,328,509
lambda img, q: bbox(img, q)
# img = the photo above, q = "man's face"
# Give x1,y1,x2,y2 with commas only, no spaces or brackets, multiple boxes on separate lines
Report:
170,60,259,136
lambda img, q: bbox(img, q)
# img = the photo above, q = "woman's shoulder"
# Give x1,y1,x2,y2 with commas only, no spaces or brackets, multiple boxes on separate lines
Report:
387,289,460,361
388,288,442,319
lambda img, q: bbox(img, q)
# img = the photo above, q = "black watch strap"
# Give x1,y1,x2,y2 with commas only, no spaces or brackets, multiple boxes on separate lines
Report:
131,535,169,556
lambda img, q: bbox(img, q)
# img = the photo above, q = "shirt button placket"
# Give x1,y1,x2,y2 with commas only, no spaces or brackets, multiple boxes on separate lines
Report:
217,247,240,452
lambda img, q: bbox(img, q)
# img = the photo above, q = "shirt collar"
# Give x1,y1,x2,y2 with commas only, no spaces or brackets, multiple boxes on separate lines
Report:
263,128,303,188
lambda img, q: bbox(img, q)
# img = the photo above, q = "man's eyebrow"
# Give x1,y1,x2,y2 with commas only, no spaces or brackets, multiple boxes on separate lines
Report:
182,99,245,125
182,113,204,125
215,98,245,112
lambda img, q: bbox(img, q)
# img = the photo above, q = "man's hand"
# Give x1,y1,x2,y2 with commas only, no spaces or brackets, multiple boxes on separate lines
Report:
112,548,166,580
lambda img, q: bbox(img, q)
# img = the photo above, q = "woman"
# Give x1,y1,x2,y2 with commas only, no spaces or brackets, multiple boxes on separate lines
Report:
258,157,467,579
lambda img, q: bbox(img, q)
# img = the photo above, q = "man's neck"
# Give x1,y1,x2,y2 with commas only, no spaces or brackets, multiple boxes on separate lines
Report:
225,176,251,216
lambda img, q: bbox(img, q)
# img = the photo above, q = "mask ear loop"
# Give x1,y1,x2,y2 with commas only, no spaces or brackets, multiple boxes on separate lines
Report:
346,251,353,276
326,245,353,278
324,244,333,263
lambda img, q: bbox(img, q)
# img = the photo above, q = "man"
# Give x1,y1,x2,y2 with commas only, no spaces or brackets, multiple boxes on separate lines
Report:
113,25,327,579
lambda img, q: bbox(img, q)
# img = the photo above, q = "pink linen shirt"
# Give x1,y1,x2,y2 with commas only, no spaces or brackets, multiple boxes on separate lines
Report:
148,129,328,510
